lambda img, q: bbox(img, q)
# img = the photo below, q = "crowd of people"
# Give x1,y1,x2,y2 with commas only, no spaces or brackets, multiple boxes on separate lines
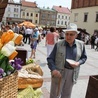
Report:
0,22,98,61
1,22,98,98
0,23,60,59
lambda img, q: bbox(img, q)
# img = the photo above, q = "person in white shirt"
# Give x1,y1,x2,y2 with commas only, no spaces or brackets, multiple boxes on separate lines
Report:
24,27,33,44
95,37,98,51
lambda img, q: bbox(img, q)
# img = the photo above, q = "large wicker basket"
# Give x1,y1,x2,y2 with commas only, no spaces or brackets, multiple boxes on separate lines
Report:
0,71,18,98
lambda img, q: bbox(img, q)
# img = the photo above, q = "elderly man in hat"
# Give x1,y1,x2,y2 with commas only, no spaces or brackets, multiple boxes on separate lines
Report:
47,23,87,98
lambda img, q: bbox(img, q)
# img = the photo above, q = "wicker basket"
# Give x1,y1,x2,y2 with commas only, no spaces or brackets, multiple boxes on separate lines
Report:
0,71,18,98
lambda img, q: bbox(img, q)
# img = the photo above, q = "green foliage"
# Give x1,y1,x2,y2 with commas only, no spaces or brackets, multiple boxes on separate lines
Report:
26,59,34,65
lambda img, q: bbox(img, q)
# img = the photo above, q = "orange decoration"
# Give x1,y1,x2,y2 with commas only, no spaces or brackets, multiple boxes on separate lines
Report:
9,51,18,60
1,31,14,45
14,34,23,45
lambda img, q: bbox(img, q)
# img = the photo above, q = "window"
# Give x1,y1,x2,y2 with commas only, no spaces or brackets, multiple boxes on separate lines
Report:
47,21,50,26
27,13,29,16
62,16,64,19
36,14,38,17
14,8,16,12
8,14,10,17
35,20,37,23
8,8,10,12
61,21,63,25
16,8,18,12
65,16,67,19
14,8,18,12
74,13,78,22
51,15,55,19
96,12,98,22
84,13,88,22
14,14,18,18
58,20,59,24
52,22,55,25
23,12,25,16
48,14,50,18
31,13,33,17
65,21,67,25
42,14,44,18
58,15,60,18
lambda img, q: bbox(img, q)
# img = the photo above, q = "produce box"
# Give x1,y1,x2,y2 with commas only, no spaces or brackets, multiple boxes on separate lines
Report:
16,48,27,65
0,71,18,98
85,75,98,98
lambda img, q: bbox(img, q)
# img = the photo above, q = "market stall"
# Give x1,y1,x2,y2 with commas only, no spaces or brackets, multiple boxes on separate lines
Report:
0,30,23,98
0,30,43,98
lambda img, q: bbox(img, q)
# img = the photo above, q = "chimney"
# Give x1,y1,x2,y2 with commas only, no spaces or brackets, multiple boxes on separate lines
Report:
59,5,62,8
34,1,36,4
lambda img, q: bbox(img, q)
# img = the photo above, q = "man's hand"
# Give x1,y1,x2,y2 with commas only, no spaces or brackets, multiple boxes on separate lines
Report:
51,70,61,78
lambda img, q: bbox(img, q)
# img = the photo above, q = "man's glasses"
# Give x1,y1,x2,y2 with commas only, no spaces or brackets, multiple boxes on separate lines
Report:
65,33,75,36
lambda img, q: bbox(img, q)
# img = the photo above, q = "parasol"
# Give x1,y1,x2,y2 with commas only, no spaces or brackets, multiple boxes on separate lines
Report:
19,21,36,28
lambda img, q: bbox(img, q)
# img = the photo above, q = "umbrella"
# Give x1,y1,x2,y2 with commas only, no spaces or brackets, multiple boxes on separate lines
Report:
19,21,36,28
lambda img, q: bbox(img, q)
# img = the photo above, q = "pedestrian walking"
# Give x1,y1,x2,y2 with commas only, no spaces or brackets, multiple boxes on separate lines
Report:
47,23,87,98
24,27,33,44
45,27,58,57
90,34,96,49
14,23,20,34
29,28,39,59
95,37,98,51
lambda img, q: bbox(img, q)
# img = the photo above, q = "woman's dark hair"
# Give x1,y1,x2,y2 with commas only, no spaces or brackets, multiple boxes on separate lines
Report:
50,27,55,32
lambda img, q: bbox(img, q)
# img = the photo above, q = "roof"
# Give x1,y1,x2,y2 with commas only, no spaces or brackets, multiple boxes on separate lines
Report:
52,5,71,14
0,0,8,22
21,0,37,8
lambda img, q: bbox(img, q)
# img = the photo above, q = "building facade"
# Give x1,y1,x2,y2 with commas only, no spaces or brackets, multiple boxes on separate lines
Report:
2,0,21,24
21,0,40,25
39,7,57,27
52,6,71,28
70,0,98,35
1,0,71,29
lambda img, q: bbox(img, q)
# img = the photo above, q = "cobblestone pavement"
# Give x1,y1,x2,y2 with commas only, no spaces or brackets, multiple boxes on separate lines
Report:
16,39,98,98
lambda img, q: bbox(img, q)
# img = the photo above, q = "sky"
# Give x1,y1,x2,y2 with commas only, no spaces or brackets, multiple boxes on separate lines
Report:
14,0,72,9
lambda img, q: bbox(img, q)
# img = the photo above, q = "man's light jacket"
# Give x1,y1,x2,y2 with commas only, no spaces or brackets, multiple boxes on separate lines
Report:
47,39,87,83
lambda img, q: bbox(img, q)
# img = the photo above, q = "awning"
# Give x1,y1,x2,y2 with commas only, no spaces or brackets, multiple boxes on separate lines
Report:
18,21,36,28
78,28,90,35
0,0,8,22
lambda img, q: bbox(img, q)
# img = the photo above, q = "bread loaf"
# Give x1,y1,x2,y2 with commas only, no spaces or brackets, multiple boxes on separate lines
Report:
32,65,43,76
24,64,43,76
18,64,43,89
18,77,43,89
